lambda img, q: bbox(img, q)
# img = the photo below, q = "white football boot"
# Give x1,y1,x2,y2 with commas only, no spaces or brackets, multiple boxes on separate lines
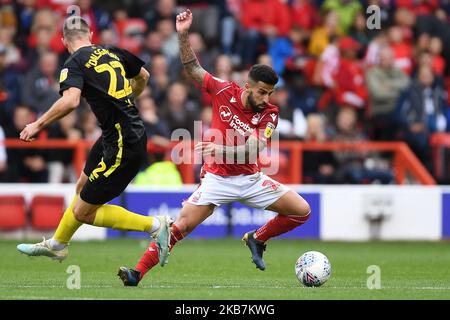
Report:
17,237,68,262
150,215,173,267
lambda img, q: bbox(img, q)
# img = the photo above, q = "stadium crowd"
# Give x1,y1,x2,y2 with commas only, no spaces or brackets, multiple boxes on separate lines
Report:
0,0,450,184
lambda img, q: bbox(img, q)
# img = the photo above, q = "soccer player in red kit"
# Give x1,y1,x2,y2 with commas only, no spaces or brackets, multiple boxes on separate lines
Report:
117,9,311,286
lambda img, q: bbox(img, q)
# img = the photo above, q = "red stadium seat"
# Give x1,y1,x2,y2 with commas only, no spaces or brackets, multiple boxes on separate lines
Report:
0,195,26,230
30,195,65,230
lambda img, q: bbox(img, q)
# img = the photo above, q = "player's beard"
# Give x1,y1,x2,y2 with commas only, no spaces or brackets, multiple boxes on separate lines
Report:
247,92,266,113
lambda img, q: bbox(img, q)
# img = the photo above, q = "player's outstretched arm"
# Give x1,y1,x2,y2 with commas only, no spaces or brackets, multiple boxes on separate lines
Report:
176,9,206,86
196,135,267,164
130,67,150,98
19,87,81,142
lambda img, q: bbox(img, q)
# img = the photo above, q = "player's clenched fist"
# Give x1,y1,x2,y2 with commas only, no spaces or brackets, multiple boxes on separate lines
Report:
176,8,193,33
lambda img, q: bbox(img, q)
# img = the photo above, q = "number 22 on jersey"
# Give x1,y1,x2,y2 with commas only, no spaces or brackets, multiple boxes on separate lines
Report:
94,61,132,99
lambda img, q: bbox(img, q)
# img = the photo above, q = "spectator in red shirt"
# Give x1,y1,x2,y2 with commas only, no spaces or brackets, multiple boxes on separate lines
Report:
290,0,320,31
388,25,413,75
239,0,291,67
396,0,439,17
334,37,368,113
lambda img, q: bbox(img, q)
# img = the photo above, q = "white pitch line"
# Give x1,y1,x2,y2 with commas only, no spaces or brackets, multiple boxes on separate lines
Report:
2,285,450,291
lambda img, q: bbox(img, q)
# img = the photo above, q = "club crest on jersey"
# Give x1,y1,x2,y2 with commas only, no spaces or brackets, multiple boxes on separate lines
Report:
264,122,275,139
251,113,260,125
59,68,68,83
219,106,232,122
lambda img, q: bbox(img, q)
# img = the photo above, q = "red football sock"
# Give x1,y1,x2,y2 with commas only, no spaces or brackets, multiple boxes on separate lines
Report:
135,224,184,279
254,213,310,243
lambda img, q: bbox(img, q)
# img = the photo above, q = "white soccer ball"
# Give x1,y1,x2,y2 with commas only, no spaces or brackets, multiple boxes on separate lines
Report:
295,251,332,287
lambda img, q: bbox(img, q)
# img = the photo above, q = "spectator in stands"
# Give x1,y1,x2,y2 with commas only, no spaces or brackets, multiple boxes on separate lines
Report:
331,107,393,184
99,28,118,46
144,0,178,31
312,35,340,88
429,36,446,76
332,37,368,118
388,25,413,75
20,50,60,116
214,54,234,81
366,46,410,140
157,18,179,60
136,88,171,148
13,0,37,52
139,31,163,69
188,32,217,73
113,10,147,56
4,105,48,182
308,10,342,57
290,0,320,32
26,8,64,62
160,82,200,137
348,11,370,49
178,1,220,47
398,65,448,173
321,0,363,34
0,5,23,67
79,109,101,141
271,85,306,140
302,113,337,184
148,54,171,105
77,0,112,44
0,44,20,123
239,0,291,67
269,26,308,77
218,0,240,56
364,30,389,68
46,111,81,183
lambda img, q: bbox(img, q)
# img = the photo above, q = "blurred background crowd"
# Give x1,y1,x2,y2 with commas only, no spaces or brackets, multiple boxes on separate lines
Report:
1,0,450,185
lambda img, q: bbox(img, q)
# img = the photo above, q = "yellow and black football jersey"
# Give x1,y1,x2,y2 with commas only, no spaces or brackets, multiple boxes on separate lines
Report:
59,45,145,145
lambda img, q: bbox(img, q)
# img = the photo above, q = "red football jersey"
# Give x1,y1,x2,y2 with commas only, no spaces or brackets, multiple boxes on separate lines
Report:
201,72,279,176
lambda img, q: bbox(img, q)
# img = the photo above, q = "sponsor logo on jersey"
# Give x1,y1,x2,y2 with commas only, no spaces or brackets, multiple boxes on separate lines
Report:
270,113,277,122
59,68,68,83
230,96,237,103
251,113,261,125
230,115,255,136
264,122,275,139
219,106,232,122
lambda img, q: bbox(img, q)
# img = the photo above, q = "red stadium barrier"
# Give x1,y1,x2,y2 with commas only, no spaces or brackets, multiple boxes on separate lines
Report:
430,133,450,180
2,139,435,185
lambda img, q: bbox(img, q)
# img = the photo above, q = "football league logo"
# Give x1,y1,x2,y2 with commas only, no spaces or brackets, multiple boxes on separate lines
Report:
59,68,68,83
264,122,276,139
219,106,232,122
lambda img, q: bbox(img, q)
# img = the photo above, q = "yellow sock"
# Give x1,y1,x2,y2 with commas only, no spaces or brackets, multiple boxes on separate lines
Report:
53,196,83,244
93,205,154,232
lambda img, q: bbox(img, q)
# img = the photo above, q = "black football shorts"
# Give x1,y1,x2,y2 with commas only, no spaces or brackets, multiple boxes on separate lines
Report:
80,134,147,205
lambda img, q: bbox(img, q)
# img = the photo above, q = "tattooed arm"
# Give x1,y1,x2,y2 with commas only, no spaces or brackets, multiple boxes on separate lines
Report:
195,135,268,164
176,9,206,86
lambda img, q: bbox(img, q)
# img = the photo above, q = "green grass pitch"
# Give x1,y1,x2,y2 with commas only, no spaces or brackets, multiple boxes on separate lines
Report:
1,238,450,300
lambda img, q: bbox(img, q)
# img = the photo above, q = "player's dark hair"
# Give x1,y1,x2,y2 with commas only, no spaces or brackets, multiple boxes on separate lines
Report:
248,64,278,86
63,16,90,41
